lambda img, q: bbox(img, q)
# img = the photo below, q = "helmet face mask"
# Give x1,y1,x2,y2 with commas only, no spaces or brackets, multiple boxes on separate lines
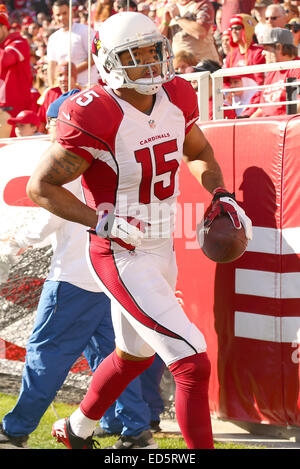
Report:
92,12,175,95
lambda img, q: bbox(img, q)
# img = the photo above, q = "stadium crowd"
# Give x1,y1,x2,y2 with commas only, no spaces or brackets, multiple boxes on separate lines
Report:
0,0,298,136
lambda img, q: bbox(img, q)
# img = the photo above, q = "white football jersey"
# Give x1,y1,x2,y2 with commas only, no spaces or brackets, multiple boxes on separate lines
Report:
56,76,199,248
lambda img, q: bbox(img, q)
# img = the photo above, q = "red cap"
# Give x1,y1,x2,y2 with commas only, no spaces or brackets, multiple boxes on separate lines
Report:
10,22,21,30
229,15,244,28
222,29,230,37
22,15,34,26
0,5,10,29
7,110,40,127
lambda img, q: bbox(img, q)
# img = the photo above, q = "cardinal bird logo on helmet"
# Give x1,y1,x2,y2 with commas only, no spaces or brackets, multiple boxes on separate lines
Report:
92,32,101,57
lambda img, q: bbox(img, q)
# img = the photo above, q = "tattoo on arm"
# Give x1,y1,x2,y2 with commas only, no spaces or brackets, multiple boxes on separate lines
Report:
39,142,90,186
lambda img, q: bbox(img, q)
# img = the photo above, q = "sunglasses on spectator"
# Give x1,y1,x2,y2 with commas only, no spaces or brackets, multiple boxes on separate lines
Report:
230,25,243,31
265,16,281,21
285,23,300,32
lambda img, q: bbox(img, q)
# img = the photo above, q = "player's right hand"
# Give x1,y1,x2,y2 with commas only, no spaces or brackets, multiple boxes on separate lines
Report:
96,213,144,247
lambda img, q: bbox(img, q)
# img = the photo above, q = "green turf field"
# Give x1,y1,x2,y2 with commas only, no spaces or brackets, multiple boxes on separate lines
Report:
0,393,263,450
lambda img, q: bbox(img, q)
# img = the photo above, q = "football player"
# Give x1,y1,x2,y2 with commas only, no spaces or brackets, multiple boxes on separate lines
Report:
27,12,252,449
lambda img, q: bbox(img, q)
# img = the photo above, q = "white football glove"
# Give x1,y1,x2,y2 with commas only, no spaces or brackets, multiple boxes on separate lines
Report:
96,213,144,247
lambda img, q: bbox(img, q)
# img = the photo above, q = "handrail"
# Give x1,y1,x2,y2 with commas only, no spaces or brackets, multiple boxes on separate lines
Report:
211,60,300,120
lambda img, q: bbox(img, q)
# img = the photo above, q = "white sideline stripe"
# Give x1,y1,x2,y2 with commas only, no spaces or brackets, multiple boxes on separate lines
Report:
246,226,300,255
236,269,300,299
235,311,300,343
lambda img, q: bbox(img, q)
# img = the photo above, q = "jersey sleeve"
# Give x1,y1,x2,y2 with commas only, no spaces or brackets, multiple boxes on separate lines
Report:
56,103,95,164
55,86,123,163
163,77,199,135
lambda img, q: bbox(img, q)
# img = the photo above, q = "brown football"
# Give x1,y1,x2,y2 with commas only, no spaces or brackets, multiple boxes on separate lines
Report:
200,214,248,263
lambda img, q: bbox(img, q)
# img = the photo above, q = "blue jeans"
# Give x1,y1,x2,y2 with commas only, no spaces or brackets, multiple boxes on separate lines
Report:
2,281,153,437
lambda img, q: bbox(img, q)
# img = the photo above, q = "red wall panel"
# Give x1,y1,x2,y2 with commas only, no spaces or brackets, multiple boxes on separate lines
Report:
175,115,300,426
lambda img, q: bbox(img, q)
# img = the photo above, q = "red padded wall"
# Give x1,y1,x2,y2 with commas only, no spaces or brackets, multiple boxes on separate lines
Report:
175,115,300,426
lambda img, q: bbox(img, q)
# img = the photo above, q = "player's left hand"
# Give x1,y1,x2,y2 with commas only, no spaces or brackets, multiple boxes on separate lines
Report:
204,187,253,240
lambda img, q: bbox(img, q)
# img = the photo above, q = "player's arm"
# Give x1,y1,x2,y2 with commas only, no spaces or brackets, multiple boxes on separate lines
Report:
183,123,224,193
27,141,98,229
183,124,252,239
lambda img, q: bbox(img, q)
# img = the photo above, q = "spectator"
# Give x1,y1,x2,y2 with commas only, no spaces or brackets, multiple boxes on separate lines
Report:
92,0,115,29
0,107,12,137
221,29,231,63
214,6,223,60
221,0,256,31
36,11,48,26
7,109,42,136
264,4,288,29
148,5,157,23
21,30,34,47
46,0,99,88
223,75,260,117
0,5,33,119
159,0,220,64
34,37,47,58
137,2,150,16
28,21,40,40
252,0,272,43
251,27,300,117
9,21,21,32
30,85,41,114
113,0,138,12
173,50,197,74
283,0,299,23
286,17,300,54
38,61,79,131
290,0,300,16
225,13,266,85
192,59,237,120
34,57,48,95
21,15,34,33
11,108,35,133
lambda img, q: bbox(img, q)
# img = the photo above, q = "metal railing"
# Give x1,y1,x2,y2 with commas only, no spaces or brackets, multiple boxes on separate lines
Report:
180,61,300,122
178,71,210,121
211,60,300,120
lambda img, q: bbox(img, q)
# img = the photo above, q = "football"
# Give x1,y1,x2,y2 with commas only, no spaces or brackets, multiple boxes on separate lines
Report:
199,214,248,263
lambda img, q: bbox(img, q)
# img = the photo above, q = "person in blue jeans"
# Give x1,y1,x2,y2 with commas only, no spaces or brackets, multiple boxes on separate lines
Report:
0,91,165,449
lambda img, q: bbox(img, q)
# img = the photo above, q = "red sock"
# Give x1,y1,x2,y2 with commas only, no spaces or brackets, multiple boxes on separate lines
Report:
80,350,154,420
169,352,214,449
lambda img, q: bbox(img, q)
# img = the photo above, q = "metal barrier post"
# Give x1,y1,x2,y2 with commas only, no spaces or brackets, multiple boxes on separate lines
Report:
212,75,224,120
286,77,297,115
